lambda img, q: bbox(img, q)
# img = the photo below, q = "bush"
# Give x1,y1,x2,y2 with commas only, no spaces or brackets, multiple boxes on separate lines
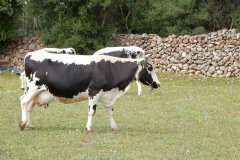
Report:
39,17,116,55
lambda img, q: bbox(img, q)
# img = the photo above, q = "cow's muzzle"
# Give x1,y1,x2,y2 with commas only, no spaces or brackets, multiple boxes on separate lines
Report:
151,82,160,89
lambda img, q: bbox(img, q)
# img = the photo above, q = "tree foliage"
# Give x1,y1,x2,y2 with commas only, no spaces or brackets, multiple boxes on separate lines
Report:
1,0,240,55
0,0,22,54
25,0,117,54
202,0,240,31
140,0,208,36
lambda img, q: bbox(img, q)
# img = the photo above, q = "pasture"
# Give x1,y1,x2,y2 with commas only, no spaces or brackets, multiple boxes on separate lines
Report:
0,71,240,160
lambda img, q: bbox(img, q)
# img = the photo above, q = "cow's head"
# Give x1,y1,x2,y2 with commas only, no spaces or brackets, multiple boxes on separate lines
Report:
127,46,145,59
137,61,160,89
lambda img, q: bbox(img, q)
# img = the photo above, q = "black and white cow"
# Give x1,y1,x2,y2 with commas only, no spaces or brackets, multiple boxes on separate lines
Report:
20,48,76,91
19,50,160,132
94,46,147,95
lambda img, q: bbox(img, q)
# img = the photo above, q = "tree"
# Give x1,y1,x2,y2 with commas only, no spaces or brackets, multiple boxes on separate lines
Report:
202,0,240,31
21,0,240,53
139,0,208,36
26,0,116,54
0,0,23,55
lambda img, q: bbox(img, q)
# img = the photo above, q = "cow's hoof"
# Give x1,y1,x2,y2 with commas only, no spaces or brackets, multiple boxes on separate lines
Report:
85,128,94,134
111,128,119,132
19,121,26,131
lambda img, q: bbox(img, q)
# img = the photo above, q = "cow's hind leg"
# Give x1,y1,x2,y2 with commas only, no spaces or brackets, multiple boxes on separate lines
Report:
19,88,42,131
86,91,102,132
106,106,118,131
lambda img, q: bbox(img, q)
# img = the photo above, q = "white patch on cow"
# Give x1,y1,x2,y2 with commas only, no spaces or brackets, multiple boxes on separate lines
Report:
99,86,130,107
151,70,160,86
32,91,55,106
41,48,76,55
26,51,143,66
46,72,48,76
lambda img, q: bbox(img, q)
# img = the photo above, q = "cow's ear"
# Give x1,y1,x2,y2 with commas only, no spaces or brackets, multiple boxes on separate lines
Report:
139,61,148,68
147,62,153,71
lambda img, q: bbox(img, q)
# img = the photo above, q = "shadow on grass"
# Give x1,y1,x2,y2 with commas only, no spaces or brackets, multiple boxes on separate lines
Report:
25,126,80,132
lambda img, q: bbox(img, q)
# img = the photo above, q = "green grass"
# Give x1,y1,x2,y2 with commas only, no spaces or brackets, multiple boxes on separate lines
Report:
0,71,240,160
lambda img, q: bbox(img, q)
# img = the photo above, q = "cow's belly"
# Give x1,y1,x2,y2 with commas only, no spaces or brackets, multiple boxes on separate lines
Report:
57,91,89,103
99,86,130,107
35,91,55,105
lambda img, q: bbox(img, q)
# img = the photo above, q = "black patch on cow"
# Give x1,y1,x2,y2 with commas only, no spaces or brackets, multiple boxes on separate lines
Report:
88,88,100,98
101,50,129,58
70,49,75,54
130,53,137,59
25,87,29,94
88,105,97,112
47,51,57,53
138,69,153,86
98,48,143,59
62,50,66,54
93,104,97,112
111,108,114,112
24,55,138,98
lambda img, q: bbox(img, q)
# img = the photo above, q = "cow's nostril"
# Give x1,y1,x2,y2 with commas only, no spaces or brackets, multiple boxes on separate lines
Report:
151,82,160,89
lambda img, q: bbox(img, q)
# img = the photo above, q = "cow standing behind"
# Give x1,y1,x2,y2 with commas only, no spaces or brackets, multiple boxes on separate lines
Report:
19,50,160,131
94,46,146,95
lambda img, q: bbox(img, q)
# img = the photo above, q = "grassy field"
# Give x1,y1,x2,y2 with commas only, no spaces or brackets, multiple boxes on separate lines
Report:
0,71,240,160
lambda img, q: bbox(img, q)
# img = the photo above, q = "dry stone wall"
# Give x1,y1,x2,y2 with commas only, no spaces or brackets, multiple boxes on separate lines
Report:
117,29,240,77
1,35,43,70
1,29,240,77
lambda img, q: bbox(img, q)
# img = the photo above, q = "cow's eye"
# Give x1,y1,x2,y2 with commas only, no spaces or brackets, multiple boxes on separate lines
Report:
131,54,136,58
148,66,153,71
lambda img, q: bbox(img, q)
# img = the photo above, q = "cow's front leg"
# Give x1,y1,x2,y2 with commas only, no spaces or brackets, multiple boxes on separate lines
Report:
106,107,118,131
26,102,35,129
19,87,43,131
20,101,27,130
